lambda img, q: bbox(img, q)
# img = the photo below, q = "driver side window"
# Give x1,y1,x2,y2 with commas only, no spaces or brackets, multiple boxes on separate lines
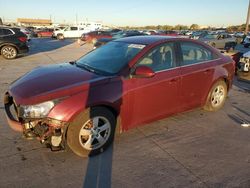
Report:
135,43,176,72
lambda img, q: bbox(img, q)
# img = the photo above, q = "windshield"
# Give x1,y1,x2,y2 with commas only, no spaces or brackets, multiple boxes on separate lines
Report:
112,31,125,39
203,34,218,39
76,41,145,75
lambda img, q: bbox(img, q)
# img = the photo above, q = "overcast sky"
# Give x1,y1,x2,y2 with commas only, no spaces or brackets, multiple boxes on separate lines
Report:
0,0,248,27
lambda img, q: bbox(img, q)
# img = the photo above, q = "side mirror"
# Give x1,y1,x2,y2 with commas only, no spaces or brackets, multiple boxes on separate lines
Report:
132,66,155,78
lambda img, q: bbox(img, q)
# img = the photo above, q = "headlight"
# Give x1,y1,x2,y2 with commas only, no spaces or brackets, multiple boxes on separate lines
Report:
21,101,55,118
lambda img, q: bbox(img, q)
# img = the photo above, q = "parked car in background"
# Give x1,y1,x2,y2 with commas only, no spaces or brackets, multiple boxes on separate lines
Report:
190,31,208,40
0,26,29,59
20,27,33,40
238,51,250,73
4,36,235,157
109,28,122,34
81,30,112,43
234,32,245,44
158,30,179,36
184,31,193,36
199,33,237,50
52,26,90,40
237,51,250,81
93,30,146,49
242,36,250,48
36,28,54,37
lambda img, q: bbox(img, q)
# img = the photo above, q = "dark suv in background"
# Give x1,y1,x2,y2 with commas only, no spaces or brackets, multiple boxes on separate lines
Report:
0,26,29,59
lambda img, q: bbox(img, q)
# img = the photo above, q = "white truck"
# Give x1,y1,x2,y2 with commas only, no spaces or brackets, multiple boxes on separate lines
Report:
52,26,92,40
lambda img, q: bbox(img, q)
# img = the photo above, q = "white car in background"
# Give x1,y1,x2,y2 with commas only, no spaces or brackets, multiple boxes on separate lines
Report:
53,26,91,40
20,27,32,40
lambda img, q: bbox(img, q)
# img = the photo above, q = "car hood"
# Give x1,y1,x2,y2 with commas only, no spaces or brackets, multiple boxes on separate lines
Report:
9,63,110,105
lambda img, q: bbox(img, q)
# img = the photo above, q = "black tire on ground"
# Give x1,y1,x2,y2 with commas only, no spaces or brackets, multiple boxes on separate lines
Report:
57,34,64,40
67,107,116,157
1,45,17,59
203,80,227,112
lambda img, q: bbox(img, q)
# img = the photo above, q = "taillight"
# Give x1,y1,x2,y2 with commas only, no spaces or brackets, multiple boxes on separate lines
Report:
18,37,27,42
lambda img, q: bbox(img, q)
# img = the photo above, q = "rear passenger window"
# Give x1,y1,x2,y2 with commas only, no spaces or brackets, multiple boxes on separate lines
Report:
180,42,213,66
2,29,13,35
70,27,78,31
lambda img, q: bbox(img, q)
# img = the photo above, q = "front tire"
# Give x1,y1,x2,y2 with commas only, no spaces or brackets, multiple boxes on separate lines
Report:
1,45,17,59
204,80,227,111
67,107,116,157
57,34,64,40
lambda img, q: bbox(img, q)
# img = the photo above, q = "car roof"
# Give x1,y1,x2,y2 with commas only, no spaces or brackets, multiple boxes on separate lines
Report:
114,36,176,45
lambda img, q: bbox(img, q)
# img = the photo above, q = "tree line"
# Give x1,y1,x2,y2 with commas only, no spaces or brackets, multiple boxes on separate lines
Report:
121,23,248,32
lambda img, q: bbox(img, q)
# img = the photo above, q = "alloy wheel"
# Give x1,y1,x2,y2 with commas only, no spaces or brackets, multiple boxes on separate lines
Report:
2,46,17,59
79,116,111,150
211,85,225,107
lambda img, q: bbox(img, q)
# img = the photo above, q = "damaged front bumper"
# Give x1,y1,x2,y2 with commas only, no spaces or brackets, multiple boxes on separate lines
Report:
4,92,68,151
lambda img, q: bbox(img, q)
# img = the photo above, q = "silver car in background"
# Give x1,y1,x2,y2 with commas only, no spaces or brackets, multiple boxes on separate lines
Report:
199,33,237,50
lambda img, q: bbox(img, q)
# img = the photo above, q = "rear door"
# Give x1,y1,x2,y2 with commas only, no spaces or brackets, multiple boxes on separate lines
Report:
179,41,217,110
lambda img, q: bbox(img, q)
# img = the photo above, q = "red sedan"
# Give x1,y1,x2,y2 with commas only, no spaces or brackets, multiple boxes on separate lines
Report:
81,30,112,43
4,36,235,157
36,29,53,37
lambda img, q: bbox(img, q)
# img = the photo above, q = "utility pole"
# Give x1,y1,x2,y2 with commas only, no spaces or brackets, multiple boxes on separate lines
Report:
245,0,250,34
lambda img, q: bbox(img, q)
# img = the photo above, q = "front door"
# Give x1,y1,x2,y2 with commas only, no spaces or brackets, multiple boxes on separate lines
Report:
123,42,181,129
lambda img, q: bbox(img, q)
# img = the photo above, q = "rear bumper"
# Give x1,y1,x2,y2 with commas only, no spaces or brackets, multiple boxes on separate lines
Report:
18,44,29,54
4,93,23,132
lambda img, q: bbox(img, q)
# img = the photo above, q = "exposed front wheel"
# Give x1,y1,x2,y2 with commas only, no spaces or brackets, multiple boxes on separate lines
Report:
204,80,227,111
67,107,116,157
1,45,17,59
57,34,64,40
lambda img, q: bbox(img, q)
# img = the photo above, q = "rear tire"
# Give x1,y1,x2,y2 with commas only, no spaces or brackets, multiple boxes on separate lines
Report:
67,107,116,157
1,45,17,59
203,80,227,111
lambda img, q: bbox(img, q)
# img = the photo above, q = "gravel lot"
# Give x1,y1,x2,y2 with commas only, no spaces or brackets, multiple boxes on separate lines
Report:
0,38,250,188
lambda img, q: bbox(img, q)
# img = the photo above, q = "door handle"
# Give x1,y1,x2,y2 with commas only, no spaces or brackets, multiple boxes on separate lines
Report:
169,78,179,83
204,69,212,74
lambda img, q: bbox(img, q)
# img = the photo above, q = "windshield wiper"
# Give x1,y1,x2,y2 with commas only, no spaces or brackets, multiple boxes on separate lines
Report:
75,63,100,74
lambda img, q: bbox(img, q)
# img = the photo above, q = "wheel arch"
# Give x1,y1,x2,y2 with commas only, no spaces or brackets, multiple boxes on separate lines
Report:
0,43,19,54
202,76,229,107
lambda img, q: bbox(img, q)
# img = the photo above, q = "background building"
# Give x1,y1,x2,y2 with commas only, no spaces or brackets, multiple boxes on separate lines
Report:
17,18,52,27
